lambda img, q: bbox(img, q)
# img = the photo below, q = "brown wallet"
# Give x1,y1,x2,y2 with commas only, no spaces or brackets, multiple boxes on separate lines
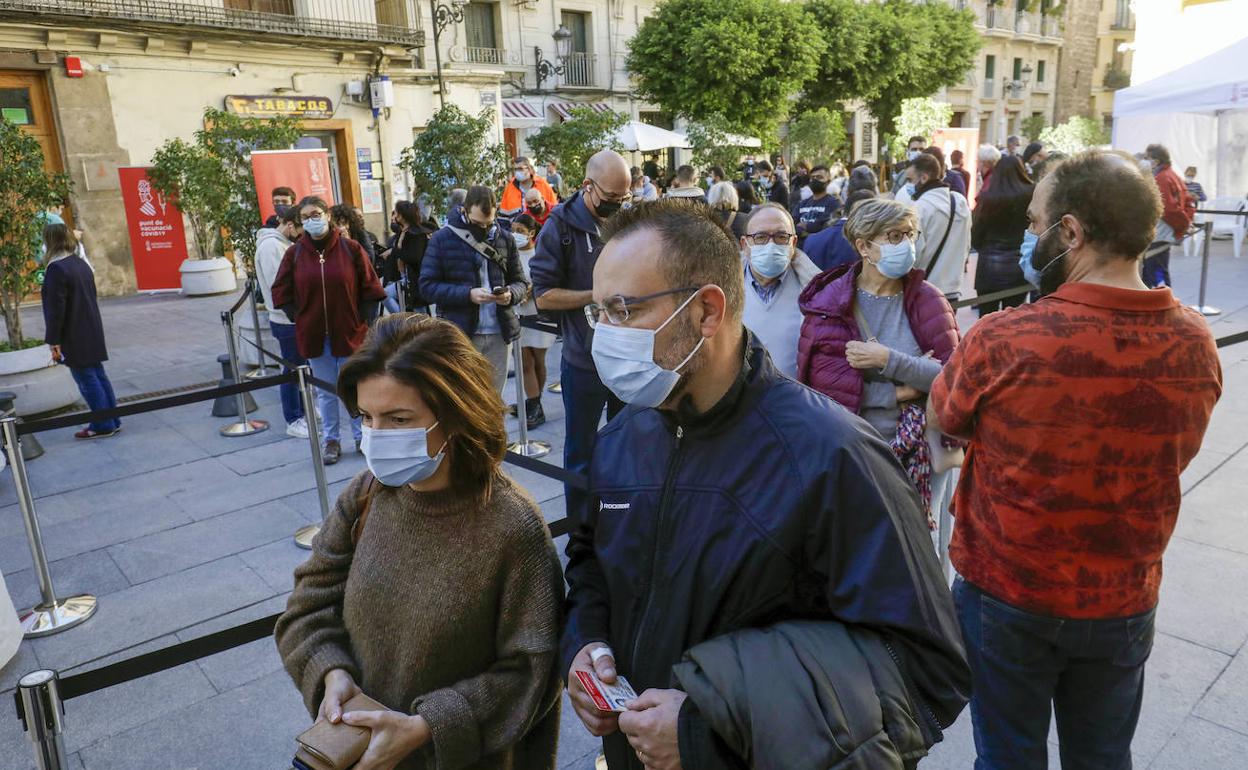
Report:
294,693,389,770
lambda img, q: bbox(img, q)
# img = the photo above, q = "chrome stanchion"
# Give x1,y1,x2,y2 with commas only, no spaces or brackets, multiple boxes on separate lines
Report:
294,365,329,549
507,341,551,458
218,311,268,437
1,417,97,638
1190,221,1221,316
547,381,562,394
245,279,276,380
16,670,69,770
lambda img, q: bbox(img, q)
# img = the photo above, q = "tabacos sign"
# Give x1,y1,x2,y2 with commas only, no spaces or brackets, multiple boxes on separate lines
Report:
225,95,335,120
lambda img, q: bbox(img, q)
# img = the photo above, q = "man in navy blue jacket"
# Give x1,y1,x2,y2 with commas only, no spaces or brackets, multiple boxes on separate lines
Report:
561,200,969,770
420,185,528,393
529,150,633,525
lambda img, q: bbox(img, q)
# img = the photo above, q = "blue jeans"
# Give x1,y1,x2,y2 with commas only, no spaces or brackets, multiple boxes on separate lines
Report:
561,359,624,523
953,578,1155,770
308,340,361,444
69,364,120,433
270,322,305,425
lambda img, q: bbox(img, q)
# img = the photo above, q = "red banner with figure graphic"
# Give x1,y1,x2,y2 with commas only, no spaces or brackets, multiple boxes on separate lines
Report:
251,149,335,225
118,166,189,291
931,128,981,208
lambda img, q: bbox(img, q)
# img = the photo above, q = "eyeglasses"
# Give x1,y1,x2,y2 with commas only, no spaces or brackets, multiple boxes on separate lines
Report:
588,179,633,205
745,231,795,246
584,286,699,328
873,229,920,246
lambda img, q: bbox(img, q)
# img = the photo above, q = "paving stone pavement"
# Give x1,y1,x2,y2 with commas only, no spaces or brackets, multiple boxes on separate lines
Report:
1,240,1247,769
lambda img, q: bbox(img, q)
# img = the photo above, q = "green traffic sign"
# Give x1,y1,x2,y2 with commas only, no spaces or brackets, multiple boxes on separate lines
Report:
33,268,46,285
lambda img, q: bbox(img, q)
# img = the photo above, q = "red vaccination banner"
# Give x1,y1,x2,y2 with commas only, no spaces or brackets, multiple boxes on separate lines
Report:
118,166,189,291
251,149,335,225
931,128,981,207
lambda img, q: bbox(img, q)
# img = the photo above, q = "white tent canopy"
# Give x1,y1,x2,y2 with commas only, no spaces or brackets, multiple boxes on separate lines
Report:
612,121,691,152
1113,36,1248,198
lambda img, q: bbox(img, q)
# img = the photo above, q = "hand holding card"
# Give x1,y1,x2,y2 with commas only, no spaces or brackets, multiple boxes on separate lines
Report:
576,670,639,713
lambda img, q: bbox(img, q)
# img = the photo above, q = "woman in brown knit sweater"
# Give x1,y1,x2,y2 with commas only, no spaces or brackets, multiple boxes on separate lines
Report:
275,313,563,770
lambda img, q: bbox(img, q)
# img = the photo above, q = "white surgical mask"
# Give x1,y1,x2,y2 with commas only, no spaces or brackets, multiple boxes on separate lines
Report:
749,243,791,280
512,232,531,250
360,422,445,487
706,175,714,187
591,291,705,408
907,150,921,162
515,170,529,182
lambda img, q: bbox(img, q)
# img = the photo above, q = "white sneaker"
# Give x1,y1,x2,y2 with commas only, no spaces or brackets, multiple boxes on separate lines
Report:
286,418,310,439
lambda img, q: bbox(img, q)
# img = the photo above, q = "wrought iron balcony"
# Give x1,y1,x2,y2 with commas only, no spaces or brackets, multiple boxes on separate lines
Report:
0,0,424,48
562,52,597,87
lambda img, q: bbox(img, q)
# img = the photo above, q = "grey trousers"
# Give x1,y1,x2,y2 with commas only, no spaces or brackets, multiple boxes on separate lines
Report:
472,333,511,395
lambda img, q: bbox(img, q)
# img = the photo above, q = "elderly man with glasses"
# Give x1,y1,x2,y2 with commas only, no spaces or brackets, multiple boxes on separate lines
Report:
530,149,634,527
731,203,821,378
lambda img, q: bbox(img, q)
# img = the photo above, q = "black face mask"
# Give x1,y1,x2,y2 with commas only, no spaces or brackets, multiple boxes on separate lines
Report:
467,222,491,242
593,197,623,218
808,179,828,194
389,221,402,234
1032,223,1070,296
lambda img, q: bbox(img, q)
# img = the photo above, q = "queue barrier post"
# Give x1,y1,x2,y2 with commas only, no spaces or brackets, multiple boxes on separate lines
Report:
293,365,329,550
0,390,42,461
244,279,277,380
1,417,97,638
218,311,268,437
1191,220,1221,317
16,670,69,770
507,340,551,459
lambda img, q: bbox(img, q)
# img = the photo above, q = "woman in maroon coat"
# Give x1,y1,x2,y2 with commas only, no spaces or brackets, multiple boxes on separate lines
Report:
796,199,960,516
272,197,385,465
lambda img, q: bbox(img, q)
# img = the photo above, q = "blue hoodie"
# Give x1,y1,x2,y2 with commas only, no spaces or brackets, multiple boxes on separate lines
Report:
528,191,603,371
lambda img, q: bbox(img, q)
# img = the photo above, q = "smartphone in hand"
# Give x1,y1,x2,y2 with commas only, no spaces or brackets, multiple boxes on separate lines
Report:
491,286,507,295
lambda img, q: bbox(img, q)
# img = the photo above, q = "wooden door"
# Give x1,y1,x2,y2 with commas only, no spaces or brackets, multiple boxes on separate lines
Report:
0,70,70,226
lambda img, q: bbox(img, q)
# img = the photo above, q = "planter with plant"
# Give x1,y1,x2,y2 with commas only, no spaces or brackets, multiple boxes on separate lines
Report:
0,116,81,415
147,108,301,296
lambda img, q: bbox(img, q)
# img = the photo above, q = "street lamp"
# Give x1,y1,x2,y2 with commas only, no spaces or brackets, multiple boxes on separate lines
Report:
534,24,574,90
1004,63,1034,98
429,0,469,107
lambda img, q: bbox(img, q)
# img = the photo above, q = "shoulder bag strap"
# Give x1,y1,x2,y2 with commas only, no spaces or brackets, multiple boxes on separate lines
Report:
851,297,876,343
450,227,504,269
924,193,958,278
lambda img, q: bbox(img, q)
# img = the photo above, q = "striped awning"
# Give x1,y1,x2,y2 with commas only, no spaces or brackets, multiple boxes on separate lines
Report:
501,100,543,123
548,101,613,121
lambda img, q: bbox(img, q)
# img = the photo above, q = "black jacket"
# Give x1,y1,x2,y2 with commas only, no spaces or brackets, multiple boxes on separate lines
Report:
673,620,932,769
387,221,437,304
41,255,107,367
560,335,970,770
419,208,529,342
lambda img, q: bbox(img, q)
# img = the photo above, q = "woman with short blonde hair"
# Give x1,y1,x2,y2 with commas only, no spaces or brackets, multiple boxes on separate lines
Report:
707,180,742,236
277,313,562,770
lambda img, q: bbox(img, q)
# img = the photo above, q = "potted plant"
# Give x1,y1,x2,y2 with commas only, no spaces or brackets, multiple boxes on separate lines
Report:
148,108,301,296
0,116,81,415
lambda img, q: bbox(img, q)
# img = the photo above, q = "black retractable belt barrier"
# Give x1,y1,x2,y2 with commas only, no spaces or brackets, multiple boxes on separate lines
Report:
16,373,296,436
952,285,1032,310
519,316,561,335
1216,330,1248,349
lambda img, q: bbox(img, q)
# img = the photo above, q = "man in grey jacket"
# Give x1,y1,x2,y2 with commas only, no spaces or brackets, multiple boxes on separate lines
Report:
254,205,307,438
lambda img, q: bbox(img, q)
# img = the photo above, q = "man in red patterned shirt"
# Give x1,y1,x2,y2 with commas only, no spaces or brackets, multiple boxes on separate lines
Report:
930,150,1222,770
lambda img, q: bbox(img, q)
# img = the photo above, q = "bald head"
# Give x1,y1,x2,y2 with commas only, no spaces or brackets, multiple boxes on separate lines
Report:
585,150,631,192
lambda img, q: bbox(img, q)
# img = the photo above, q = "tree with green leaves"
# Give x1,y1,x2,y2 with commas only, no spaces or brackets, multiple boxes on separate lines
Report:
398,104,510,215
525,107,627,188
787,108,848,165
889,98,953,159
803,0,979,137
0,117,72,349
148,108,302,272
1021,114,1047,142
627,0,822,137
684,115,754,178
1039,116,1110,155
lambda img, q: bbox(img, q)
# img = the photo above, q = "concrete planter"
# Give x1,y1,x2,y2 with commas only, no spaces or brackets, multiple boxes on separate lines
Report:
179,257,236,296
0,344,81,416
236,307,277,368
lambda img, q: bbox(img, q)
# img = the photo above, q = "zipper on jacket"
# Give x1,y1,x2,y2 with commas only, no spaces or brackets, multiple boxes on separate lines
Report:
882,636,943,741
317,252,331,344
629,425,684,674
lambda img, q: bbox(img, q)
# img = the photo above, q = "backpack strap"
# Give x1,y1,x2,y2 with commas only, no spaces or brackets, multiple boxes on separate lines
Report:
350,475,380,547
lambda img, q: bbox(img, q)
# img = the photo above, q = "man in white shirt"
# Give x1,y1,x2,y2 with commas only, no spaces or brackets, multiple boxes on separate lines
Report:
253,205,308,438
737,203,819,378
906,153,971,299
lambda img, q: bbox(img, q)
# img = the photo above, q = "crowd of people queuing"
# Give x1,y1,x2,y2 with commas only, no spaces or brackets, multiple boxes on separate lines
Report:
240,133,1229,770
37,128,1223,769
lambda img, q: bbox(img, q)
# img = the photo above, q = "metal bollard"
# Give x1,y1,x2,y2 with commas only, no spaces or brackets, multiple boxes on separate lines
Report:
0,391,42,461
507,341,551,458
16,670,69,770
1191,221,1221,316
245,279,276,380
1,417,97,638
293,365,330,549
218,311,268,437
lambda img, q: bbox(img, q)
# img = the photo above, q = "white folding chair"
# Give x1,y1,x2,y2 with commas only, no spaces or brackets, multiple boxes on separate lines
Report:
1209,196,1247,259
